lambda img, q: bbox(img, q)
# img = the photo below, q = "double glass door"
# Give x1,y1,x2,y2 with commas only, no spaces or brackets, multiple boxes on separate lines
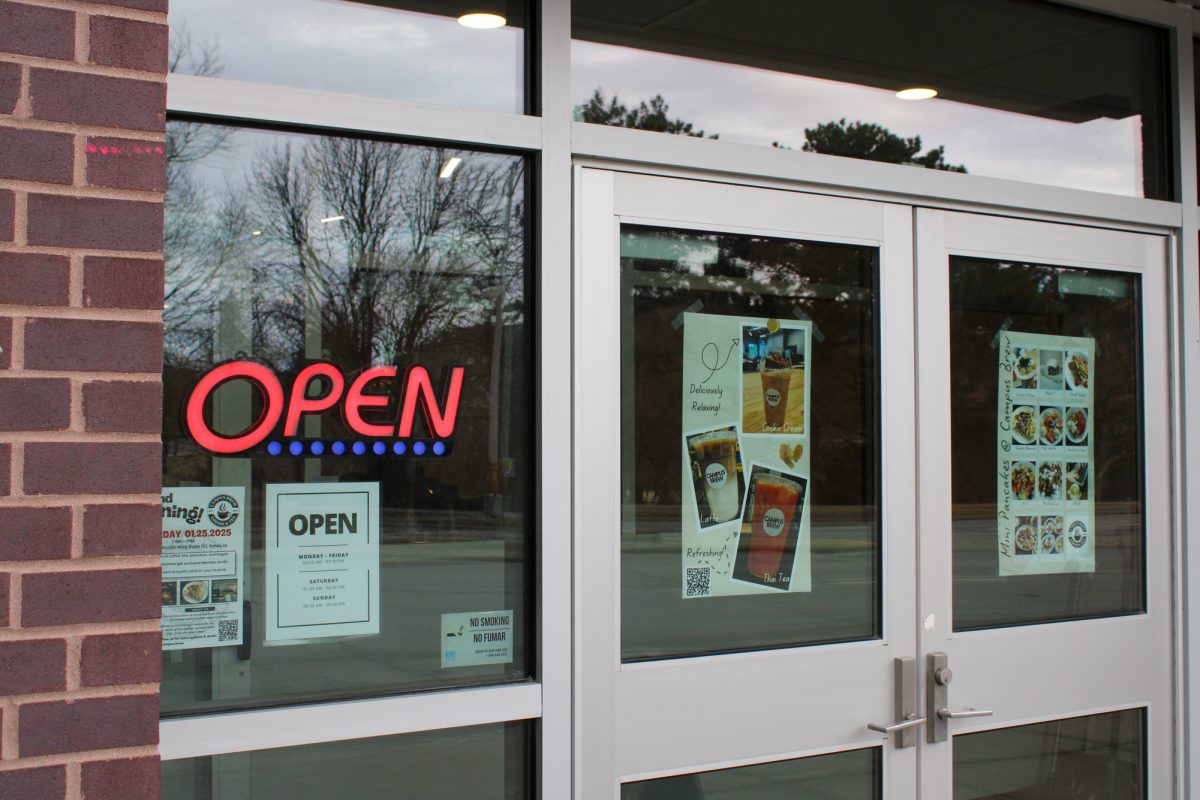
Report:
574,170,1172,798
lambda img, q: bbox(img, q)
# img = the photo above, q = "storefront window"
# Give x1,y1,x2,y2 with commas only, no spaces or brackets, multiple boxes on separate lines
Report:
161,121,532,713
162,722,531,799
170,0,528,114
573,0,1173,199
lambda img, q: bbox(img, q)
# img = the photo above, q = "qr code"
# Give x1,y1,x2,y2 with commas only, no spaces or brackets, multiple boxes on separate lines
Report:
686,567,711,597
218,620,240,642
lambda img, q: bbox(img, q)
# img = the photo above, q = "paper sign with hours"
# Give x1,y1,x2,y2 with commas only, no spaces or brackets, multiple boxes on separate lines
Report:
265,482,381,642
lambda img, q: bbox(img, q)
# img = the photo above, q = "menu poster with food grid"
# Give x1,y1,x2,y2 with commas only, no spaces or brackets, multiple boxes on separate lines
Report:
161,486,246,651
680,312,812,598
996,331,1096,576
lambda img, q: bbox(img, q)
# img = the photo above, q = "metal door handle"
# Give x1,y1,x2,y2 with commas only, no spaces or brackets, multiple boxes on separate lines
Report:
937,707,993,720
876,656,922,748
867,713,927,734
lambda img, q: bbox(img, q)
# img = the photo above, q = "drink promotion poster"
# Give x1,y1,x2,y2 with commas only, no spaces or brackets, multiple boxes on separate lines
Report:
997,331,1096,576
681,312,813,598
161,486,245,651
265,482,380,643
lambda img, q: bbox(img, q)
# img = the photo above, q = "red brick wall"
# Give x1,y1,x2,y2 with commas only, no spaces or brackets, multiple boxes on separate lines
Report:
0,0,165,797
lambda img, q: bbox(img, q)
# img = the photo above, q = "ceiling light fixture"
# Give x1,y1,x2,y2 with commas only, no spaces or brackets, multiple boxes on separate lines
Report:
320,215,345,224
251,230,262,236
896,87,938,100
457,12,506,29
439,157,463,179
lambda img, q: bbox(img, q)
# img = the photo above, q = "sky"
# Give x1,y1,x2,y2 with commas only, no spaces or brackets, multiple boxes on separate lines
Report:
170,0,1144,197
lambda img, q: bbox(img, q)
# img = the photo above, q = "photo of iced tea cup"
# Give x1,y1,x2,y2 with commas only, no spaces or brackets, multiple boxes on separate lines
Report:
759,369,791,430
688,430,741,523
746,473,802,579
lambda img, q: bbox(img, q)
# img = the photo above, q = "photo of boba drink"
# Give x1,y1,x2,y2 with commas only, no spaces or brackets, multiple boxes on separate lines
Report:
686,427,744,527
732,466,807,589
759,360,792,430
741,322,808,435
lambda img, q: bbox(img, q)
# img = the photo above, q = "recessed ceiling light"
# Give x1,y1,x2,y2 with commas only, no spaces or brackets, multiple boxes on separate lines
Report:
320,215,345,224
458,12,506,29
439,157,463,179
251,230,262,236
896,87,938,100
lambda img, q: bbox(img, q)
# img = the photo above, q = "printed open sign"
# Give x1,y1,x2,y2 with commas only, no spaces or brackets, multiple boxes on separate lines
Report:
182,360,464,455
288,512,359,536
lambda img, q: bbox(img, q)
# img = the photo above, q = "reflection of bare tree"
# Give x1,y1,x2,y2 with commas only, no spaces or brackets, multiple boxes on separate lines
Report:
163,122,525,367
246,138,525,371
164,29,235,370
163,120,527,510
168,23,223,78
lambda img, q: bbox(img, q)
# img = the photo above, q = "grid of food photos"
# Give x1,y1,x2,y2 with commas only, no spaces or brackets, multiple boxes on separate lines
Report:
161,578,239,607
998,332,1095,575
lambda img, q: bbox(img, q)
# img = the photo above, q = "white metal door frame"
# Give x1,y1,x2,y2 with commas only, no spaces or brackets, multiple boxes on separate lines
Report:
574,169,1181,798
913,208,1176,798
573,167,920,798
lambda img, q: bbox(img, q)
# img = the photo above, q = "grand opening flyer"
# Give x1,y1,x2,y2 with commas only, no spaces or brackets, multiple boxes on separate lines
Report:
681,312,812,598
996,331,1096,576
161,486,246,651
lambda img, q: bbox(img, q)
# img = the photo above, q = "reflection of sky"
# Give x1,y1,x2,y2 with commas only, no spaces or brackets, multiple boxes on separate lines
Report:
170,0,1140,197
572,41,1142,197
170,0,524,113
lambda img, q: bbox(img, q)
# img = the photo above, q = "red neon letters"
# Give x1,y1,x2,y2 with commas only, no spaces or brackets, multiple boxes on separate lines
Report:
184,360,464,454
185,361,285,454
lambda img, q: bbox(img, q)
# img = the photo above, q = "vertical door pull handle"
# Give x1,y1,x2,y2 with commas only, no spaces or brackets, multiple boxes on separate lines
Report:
873,656,922,748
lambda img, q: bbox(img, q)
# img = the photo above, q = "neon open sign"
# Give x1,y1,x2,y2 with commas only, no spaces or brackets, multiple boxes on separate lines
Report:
183,360,464,456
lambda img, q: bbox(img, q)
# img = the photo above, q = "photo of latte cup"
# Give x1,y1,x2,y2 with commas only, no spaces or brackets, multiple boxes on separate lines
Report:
746,473,802,579
689,430,741,523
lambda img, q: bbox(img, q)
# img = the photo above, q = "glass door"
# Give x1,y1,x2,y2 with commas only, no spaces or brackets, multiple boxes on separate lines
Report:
574,169,920,798
574,172,1175,799
914,209,1172,798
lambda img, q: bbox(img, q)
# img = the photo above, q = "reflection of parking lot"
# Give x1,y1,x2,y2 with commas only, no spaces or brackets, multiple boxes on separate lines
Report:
160,528,527,713
622,503,875,660
617,501,1141,658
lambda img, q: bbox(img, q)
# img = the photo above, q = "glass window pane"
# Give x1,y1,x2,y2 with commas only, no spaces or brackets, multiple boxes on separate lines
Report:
621,747,880,799
161,722,531,800
954,709,1145,799
950,258,1144,630
572,0,1172,199
162,121,532,713
621,226,880,662
170,0,526,114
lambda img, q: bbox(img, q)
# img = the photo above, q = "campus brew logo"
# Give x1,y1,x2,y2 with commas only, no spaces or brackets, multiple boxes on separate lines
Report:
761,508,786,537
183,360,464,456
704,461,728,490
207,494,240,526
764,388,782,407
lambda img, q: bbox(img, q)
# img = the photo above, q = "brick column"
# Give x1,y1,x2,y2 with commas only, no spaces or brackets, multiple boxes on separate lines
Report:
0,1,166,798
